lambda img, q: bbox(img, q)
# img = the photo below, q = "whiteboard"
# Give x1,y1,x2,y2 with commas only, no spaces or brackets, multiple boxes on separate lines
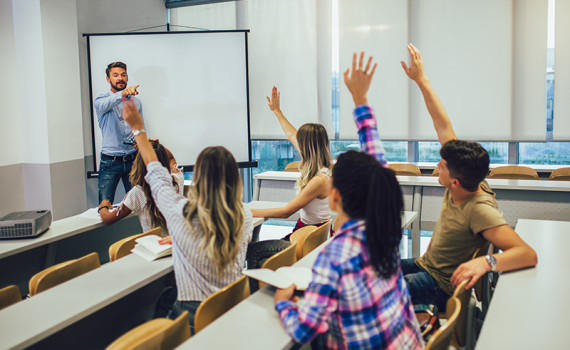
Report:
87,31,251,171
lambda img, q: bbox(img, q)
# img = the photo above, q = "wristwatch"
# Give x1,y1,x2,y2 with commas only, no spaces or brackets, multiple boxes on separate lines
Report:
485,255,497,272
132,128,146,137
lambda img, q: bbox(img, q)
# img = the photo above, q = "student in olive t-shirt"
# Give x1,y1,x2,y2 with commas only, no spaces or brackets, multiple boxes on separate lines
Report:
399,43,538,310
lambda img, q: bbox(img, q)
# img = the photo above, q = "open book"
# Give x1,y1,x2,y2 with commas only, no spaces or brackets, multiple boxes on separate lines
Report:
131,235,172,262
243,267,313,290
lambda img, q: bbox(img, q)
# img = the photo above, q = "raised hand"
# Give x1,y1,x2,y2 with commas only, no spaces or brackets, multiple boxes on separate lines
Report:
401,44,427,83
122,84,140,98
267,86,281,112
122,98,144,130
343,52,377,106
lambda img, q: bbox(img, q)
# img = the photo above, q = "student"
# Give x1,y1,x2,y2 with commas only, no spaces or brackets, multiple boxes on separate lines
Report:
248,87,333,270
400,43,538,310
121,99,253,334
274,53,423,350
97,140,183,237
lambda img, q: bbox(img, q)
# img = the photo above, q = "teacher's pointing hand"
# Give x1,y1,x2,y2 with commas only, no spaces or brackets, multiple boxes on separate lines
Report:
122,84,140,98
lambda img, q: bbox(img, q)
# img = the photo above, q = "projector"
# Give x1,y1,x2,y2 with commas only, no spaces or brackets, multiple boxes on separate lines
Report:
0,210,52,239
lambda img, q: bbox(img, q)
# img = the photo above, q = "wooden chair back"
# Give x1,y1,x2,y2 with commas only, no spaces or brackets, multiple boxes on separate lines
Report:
432,168,440,176
284,161,300,172
106,311,190,350
303,220,331,257
488,166,538,180
29,252,101,296
0,285,21,311
289,226,318,261
549,167,570,181
388,163,422,176
425,297,460,350
451,279,472,347
259,241,298,289
333,215,341,232
194,275,250,334
472,242,492,303
109,227,162,262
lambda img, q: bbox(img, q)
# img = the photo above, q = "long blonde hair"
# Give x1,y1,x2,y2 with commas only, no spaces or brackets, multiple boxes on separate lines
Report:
184,146,245,275
130,140,177,229
296,123,333,191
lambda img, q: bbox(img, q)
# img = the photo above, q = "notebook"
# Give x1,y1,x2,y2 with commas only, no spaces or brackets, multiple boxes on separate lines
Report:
243,267,313,290
131,235,172,262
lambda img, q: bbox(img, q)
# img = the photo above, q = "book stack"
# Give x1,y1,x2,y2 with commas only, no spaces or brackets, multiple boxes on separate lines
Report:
131,235,172,262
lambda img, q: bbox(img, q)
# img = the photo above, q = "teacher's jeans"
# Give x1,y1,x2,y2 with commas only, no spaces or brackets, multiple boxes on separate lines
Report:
98,156,134,203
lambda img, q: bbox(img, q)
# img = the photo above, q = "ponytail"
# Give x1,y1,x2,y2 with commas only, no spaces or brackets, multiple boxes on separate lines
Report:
333,151,403,279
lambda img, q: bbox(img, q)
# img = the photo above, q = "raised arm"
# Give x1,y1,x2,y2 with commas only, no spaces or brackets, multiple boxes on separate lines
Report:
401,44,457,145
343,52,386,164
267,87,300,153
122,98,157,166
94,85,140,116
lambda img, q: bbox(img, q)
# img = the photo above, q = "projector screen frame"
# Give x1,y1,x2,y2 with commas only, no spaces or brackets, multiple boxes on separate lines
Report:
83,30,255,177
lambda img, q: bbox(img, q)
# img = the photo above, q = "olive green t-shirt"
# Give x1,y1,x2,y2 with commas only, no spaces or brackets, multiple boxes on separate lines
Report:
415,181,507,296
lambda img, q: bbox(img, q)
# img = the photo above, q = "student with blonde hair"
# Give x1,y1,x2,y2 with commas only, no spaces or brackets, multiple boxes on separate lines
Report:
248,87,333,272
121,100,253,334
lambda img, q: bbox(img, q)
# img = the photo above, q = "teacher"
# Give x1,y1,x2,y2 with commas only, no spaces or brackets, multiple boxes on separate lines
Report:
94,62,143,203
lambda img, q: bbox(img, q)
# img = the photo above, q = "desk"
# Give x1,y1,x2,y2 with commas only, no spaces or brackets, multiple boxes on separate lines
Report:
179,211,418,350
0,217,264,350
475,219,570,350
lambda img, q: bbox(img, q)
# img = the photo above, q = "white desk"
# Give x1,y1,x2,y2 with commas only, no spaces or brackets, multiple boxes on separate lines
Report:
179,211,418,350
476,219,570,350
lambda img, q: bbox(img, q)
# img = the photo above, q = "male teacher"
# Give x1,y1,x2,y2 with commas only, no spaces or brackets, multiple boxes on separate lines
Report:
94,62,143,203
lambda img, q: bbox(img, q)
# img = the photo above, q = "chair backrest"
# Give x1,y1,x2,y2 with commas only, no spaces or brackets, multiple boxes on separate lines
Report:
425,297,460,350
289,226,318,261
106,311,190,350
488,166,538,180
472,242,491,303
451,279,472,347
388,163,422,176
333,215,341,232
284,161,300,172
549,167,570,181
0,285,21,311
303,220,331,257
432,168,440,176
259,241,298,289
194,275,250,334
109,227,162,262
29,252,101,296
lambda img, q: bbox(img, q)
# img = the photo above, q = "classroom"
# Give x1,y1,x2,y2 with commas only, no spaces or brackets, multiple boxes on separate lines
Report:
1,0,569,349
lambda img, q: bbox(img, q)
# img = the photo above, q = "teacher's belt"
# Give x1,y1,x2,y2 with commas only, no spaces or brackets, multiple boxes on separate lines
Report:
101,152,137,162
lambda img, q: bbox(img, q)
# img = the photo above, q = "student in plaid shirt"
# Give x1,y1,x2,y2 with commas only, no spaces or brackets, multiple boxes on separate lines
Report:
274,53,423,349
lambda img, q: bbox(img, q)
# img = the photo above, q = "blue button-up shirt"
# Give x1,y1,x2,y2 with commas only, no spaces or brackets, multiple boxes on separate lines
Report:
94,90,143,156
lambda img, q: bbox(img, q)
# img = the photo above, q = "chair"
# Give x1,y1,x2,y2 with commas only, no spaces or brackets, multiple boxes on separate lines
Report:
29,252,101,296
302,220,331,257
549,167,570,181
333,215,341,232
106,311,190,350
473,242,493,316
449,279,473,349
432,168,440,176
488,166,538,180
424,297,460,350
289,226,318,261
0,285,21,311
284,161,300,172
258,241,298,289
194,275,250,334
388,163,422,176
109,227,162,262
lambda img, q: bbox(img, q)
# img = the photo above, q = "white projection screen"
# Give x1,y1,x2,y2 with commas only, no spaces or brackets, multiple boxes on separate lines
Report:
86,31,251,172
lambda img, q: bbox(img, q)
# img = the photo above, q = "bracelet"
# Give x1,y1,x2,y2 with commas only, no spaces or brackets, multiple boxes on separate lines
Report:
98,206,112,213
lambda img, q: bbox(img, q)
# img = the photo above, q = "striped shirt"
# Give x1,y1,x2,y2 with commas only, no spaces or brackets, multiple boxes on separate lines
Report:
275,105,423,349
145,161,253,301
122,167,184,237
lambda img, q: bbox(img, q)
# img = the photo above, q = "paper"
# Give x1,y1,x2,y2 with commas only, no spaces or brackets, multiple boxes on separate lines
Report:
77,206,118,221
243,267,313,290
132,235,172,261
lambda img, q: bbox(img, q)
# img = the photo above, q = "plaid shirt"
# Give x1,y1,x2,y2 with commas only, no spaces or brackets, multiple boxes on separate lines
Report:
275,105,423,349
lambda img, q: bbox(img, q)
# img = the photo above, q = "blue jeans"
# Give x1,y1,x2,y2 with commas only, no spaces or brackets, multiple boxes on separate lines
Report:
167,300,201,335
401,258,450,312
98,157,134,203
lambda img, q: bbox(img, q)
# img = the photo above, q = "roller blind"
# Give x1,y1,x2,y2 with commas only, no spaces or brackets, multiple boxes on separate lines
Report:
553,0,570,141
339,0,548,141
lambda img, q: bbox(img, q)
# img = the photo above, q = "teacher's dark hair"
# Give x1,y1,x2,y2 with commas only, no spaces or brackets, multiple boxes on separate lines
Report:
332,151,403,279
106,62,127,77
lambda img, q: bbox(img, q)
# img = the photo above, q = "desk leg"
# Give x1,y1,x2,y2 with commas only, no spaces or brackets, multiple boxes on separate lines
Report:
253,179,261,201
44,242,59,269
411,186,422,258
